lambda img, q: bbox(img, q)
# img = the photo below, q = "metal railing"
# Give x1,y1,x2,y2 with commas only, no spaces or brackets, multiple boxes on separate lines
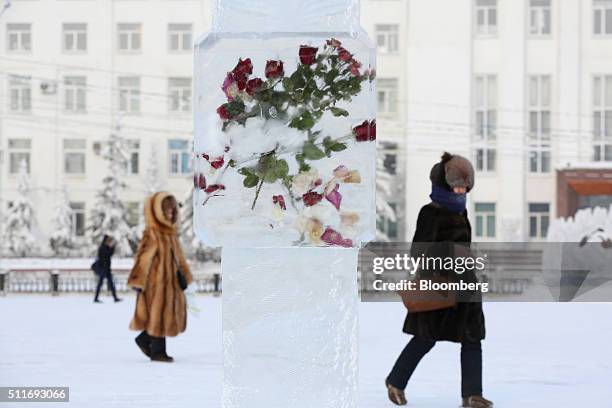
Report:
0,268,221,295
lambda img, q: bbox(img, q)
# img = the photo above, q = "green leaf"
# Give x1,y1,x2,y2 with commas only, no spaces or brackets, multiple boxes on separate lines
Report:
290,71,305,89
274,159,289,179
330,142,347,152
289,110,315,131
303,142,326,160
243,174,259,188
282,78,294,92
330,107,349,117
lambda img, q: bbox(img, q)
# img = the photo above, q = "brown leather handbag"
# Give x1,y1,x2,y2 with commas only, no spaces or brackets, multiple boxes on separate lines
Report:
399,272,456,313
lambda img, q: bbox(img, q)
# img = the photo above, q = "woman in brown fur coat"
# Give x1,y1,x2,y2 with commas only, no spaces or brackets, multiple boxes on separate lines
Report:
128,191,193,362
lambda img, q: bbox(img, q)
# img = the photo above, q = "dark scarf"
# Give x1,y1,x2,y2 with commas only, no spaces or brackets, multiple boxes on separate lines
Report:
430,184,466,214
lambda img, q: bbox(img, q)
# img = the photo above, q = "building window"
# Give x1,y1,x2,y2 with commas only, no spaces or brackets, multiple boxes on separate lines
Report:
168,139,191,175
594,0,612,35
377,78,398,115
64,76,87,112
6,23,31,52
168,77,192,112
69,202,86,237
118,76,140,113
475,202,496,238
62,23,87,52
528,75,552,172
474,74,497,171
117,23,141,52
593,75,612,161
124,139,140,175
528,203,550,239
125,202,140,227
8,139,31,174
475,0,498,36
168,23,192,52
8,75,31,112
530,0,551,35
63,139,86,174
375,24,399,53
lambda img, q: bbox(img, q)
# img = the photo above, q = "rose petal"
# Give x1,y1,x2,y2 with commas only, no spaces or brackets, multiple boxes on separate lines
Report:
333,165,349,179
340,212,360,226
321,227,353,248
325,185,342,211
302,191,323,206
272,195,286,211
204,184,225,194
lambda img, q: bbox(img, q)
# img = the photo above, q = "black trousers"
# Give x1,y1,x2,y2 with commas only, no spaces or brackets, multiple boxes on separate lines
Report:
94,273,118,300
387,336,482,398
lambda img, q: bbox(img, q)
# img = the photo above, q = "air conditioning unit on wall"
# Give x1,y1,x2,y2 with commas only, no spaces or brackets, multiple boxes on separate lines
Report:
40,81,57,95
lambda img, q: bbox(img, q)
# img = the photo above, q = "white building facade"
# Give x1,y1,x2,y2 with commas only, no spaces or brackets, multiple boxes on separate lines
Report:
402,0,612,242
0,0,212,247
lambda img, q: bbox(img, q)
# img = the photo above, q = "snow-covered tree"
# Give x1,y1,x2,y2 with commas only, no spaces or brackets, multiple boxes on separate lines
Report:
89,128,135,256
49,189,76,256
3,159,38,256
145,146,162,195
376,151,397,241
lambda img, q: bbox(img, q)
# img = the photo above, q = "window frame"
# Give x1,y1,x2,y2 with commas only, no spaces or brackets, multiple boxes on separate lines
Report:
63,138,86,175
62,23,87,53
474,202,497,239
528,74,552,173
69,202,86,237
64,76,87,113
8,75,32,113
8,138,31,174
593,74,612,162
528,202,550,240
117,23,142,53
475,0,498,37
117,76,141,114
375,24,399,53
377,78,399,116
167,23,193,52
473,74,498,172
529,0,552,36
168,139,192,176
6,23,31,53
168,77,192,113
594,0,612,36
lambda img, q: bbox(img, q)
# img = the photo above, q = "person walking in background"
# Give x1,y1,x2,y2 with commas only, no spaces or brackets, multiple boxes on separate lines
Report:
127,192,193,363
385,152,493,408
93,235,122,303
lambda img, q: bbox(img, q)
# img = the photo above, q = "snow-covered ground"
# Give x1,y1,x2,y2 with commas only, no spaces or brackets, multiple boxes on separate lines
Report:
1,294,611,407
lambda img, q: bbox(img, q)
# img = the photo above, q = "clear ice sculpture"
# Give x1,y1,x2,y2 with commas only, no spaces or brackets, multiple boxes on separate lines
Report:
194,1,376,406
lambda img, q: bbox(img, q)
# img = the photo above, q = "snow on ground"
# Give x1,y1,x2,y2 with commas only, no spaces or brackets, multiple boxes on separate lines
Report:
1,294,611,407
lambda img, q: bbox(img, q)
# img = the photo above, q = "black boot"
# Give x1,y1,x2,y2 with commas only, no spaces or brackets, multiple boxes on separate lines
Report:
135,331,152,358
150,336,173,362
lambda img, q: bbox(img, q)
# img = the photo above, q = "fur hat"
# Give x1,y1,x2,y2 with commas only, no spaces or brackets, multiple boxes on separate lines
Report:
429,152,475,192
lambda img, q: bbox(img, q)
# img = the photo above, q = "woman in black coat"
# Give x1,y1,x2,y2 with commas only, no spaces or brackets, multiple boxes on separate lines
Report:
93,235,122,303
385,153,492,408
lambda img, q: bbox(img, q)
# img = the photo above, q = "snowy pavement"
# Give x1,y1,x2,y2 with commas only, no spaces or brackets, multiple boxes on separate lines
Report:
1,294,611,407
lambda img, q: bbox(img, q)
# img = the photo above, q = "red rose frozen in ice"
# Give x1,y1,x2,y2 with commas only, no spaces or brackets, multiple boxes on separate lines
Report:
204,184,225,194
232,58,253,77
265,60,284,79
353,120,376,142
338,47,352,62
197,174,207,190
321,227,353,248
210,157,224,169
272,195,286,211
326,38,342,48
302,191,323,206
299,46,318,65
216,105,231,120
349,60,362,77
246,78,264,96
324,183,342,210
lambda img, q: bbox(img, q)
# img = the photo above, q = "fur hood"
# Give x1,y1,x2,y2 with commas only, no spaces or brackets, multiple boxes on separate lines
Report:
144,191,178,234
430,152,475,192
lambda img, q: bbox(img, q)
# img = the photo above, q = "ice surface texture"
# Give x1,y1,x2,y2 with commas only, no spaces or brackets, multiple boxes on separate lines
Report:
222,247,358,408
194,3,376,248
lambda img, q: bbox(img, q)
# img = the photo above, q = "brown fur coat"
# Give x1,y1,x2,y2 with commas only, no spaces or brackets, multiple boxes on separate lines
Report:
128,192,193,338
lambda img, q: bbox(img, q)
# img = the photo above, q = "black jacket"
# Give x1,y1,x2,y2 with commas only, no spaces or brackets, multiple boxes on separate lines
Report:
97,242,115,276
403,203,486,343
